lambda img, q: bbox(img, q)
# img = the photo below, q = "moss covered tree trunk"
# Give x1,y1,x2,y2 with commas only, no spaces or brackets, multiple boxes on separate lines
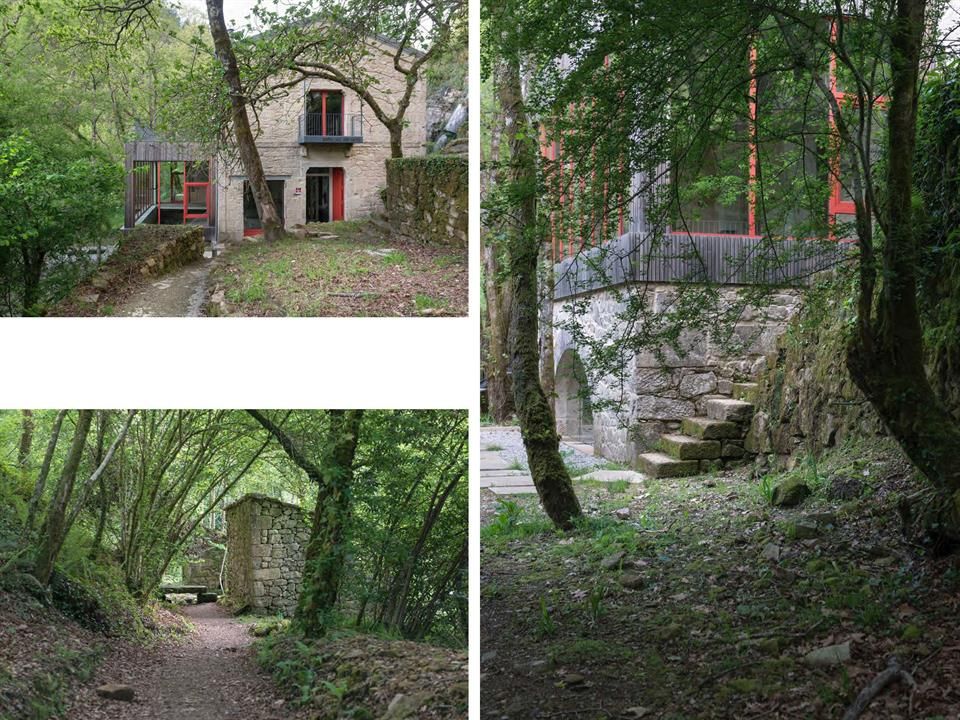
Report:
247,409,363,636
497,57,582,530
34,410,93,585
847,0,960,501
206,0,284,242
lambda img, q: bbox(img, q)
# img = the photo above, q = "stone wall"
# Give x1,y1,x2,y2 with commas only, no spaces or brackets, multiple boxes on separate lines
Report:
383,156,467,245
182,545,225,591
553,284,800,464
215,36,427,243
225,494,310,616
745,277,960,469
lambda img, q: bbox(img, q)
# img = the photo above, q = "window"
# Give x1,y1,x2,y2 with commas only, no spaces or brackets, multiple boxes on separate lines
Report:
306,90,345,137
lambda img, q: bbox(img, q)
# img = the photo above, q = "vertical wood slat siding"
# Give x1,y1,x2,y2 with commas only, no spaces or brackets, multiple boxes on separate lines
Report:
123,142,216,233
553,232,846,299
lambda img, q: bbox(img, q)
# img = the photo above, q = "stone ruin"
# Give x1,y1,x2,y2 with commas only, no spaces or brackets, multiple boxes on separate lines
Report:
182,545,225,591
225,494,310,615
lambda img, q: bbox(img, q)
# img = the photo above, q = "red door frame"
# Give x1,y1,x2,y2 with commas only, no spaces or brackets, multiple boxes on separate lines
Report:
309,90,344,136
331,168,345,221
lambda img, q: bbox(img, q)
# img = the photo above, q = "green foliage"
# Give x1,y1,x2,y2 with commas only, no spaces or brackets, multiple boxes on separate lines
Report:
535,595,556,638
585,582,605,625
755,474,776,504
0,133,122,314
386,155,467,177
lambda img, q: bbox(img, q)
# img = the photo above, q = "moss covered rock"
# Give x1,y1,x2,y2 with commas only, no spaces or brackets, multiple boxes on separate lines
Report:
771,478,811,507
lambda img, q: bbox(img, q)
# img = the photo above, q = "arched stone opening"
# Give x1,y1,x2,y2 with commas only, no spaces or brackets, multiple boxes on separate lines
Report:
555,349,594,444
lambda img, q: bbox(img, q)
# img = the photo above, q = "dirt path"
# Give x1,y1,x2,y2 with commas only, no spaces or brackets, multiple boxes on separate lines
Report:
71,604,297,720
114,258,213,317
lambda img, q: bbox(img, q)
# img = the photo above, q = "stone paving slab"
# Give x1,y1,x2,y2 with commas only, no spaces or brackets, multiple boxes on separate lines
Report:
579,469,645,484
479,474,537,488
480,452,512,470
489,485,538,495
562,441,595,456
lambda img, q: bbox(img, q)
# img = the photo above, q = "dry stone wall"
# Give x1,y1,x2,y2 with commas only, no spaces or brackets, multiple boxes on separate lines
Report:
553,284,800,464
225,494,310,616
383,156,467,245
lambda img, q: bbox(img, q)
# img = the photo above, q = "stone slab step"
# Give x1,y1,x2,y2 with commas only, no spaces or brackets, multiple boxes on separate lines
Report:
479,474,537,488
637,452,699,478
489,485,538,495
705,398,754,423
732,382,760,403
681,416,742,440
659,434,722,460
579,469,645,484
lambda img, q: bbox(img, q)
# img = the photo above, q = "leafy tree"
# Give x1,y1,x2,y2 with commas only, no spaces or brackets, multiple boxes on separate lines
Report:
0,134,122,314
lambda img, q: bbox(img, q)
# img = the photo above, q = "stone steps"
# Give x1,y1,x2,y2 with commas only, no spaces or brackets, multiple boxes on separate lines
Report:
658,433,721,460
732,382,760,403
637,452,699,478
681,416,740,440
638,395,757,479
705,398,755,423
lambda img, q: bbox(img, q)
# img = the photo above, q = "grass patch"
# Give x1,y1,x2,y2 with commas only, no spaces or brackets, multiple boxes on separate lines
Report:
206,219,467,317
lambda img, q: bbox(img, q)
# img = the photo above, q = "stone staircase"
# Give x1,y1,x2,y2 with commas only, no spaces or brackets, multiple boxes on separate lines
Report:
637,382,759,478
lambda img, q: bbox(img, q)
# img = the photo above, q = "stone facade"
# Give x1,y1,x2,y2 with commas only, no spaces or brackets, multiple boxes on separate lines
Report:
383,157,467,245
553,284,801,465
215,36,427,243
225,494,310,616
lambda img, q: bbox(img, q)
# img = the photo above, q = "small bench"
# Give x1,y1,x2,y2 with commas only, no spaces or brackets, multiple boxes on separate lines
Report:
158,584,218,604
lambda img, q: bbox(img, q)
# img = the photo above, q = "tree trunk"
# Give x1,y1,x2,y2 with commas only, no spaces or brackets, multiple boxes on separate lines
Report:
20,246,43,313
497,58,582,530
206,0,284,241
26,409,68,535
34,410,93,585
847,0,960,500
484,241,515,422
247,409,363,636
17,410,34,478
389,124,404,159
539,241,556,412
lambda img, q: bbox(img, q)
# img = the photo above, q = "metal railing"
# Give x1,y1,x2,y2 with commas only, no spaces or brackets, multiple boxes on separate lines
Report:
299,113,363,141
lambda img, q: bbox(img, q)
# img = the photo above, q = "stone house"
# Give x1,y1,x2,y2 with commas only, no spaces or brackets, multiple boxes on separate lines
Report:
225,493,310,616
122,35,427,244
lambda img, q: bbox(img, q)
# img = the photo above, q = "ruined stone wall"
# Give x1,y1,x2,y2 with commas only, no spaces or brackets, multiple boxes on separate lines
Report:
553,284,800,464
182,545,225,591
225,494,310,616
383,156,467,245
215,36,427,243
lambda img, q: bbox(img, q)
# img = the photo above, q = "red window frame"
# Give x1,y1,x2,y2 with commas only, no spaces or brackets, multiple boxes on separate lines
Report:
309,89,345,137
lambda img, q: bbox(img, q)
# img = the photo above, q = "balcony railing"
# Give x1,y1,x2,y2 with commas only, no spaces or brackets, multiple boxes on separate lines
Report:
299,113,364,144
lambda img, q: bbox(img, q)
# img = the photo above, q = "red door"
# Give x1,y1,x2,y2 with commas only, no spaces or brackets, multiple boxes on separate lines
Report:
331,168,344,221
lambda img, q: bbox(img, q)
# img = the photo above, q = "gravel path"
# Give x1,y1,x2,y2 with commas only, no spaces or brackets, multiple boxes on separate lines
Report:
114,259,213,317
71,604,298,720
480,427,608,471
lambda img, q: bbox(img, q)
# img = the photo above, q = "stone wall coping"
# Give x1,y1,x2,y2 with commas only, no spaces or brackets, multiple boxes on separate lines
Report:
224,492,303,513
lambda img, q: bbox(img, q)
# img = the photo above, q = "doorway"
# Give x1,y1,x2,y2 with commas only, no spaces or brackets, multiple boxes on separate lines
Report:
305,167,344,223
306,170,330,223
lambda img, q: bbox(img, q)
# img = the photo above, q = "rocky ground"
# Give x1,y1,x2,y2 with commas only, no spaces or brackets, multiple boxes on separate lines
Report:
481,438,960,719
